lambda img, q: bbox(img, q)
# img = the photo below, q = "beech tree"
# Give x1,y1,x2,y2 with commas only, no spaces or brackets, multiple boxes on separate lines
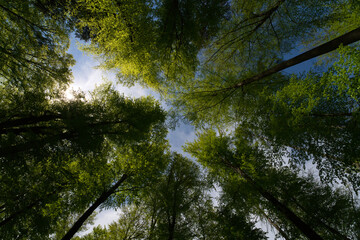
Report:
0,0,74,90
76,153,267,240
0,84,168,239
71,0,228,89
67,0,360,188
2,1,360,239
185,129,360,239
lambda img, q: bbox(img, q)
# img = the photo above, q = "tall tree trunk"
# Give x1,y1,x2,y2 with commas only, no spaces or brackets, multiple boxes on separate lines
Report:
257,207,291,240
226,27,360,89
0,131,77,157
290,197,350,240
227,164,323,240
167,169,177,240
0,190,57,227
61,174,128,240
0,114,61,130
168,216,176,240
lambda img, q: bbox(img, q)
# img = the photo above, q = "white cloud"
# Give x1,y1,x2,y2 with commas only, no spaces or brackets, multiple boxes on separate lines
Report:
94,209,120,226
78,209,120,237
168,123,196,157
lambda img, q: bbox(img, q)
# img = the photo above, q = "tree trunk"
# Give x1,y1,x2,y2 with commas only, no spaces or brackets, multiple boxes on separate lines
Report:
290,197,350,240
168,217,176,240
227,27,360,89
0,131,77,157
61,174,128,240
0,190,57,227
230,165,323,240
0,114,61,130
168,169,177,240
257,207,291,240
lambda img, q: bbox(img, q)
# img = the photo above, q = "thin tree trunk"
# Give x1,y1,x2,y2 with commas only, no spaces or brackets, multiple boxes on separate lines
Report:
0,131,77,157
0,190,57,227
168,217,176,240
0,200,41,227
290,197,350,240
227,27,360,89
61,174,128,240
257,207,291,240
0,114,61,130
222,159,323,240
168,167,177,240
148,200,158,240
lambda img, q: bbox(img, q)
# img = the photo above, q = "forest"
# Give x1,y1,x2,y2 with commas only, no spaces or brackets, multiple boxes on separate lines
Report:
1,0,360,239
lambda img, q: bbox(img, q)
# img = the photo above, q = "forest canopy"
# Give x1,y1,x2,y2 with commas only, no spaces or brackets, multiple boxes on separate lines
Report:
1,0,360,239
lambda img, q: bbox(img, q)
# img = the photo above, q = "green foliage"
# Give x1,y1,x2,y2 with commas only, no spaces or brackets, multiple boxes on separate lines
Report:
72,0,228,90
185,129,269,179
186,129,359,239
74,205,148,240
2,0,360,239
0,83,168,239
77,154,205,240
273,45,360,120
78,153,268,240
0,0,74,90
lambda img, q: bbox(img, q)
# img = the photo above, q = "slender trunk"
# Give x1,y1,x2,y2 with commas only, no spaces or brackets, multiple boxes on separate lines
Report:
290,197,350,240
0,131,77,157
310,112,353,117
148,197,158,240
61,174,128,240
0,120,127,135
0,201,40,227
0,119,130,157
0,190,57,227
0,4,50,31
168,217,176,240
0,114,61,130
227,27,360,89
168,170,177,240
257,207,291,240
0,125,63,135
230,165,323,240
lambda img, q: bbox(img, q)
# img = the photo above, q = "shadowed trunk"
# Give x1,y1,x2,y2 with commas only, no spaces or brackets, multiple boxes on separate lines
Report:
0,190,57,227
0,114,61,130
226,27,360,89
257,207,291,240
61,174,128,240
232,166,323,240
290,196,350,240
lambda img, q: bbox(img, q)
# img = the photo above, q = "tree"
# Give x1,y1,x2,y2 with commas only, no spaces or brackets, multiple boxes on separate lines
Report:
73,204,149,240
3,1,360,239
71,0,228,89
0,0,74,90
68,0,360,188
0,83,165,158
70,0,360,91
0,83,168,239
185,129,360,239
141,153,204,240
172,43,360,190
78,152,267,240
59,112,169,239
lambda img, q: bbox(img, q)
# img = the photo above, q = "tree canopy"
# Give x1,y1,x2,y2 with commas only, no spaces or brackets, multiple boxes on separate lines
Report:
1,0,360,239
